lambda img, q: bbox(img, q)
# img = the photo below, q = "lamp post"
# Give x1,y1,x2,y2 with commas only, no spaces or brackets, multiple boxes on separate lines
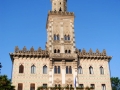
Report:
0,62,2,74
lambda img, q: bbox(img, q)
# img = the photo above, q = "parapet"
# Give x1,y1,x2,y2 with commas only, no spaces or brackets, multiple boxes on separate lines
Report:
10,46,49,60
48,11,74,16
75,48,112,60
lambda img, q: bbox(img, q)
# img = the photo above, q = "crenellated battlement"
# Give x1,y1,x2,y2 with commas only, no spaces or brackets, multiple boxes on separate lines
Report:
48,11,74,16
10,46,49,60
76,48,112,60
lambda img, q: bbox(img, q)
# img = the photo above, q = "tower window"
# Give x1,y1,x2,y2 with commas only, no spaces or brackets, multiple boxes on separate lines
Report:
43,84,47,88
68,50,71,53
89,66,93,74
54,66,57,74
69,66,72,74
58,49,60,53
43,65,47,74
66,66,68,74
58,66,60,74
54,34,60,40
65,50,67,53
19,65,24,73
59,7,62,11
100,66,104,75
18,83,23,90
57,35,59,40
54,49,56,53
31,65,36,74
30,83,35,90
60,2,61,4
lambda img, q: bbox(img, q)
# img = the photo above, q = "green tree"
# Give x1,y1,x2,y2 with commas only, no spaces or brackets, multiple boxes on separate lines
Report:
111,77,120,90
0,75,15,90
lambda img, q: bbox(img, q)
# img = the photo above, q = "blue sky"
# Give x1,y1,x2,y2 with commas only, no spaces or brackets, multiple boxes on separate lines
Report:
0,0,120,79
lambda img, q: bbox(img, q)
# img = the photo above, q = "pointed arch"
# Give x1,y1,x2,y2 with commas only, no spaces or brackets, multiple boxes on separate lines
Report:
64,35,67,40
57,34,59,40
54,34,56,40
54,49,56,53
54,66,57,74
68,50,71,53
78,66,83,74
58,49,60,53
43,65,47,74
31,65,36,74
89,66,93,74
59,7,62,11
68,35,70,40
100,66,104,75
66,66,68,74
65,50,67,53
69,66,72,74
19,65,24,73
58,66,60,74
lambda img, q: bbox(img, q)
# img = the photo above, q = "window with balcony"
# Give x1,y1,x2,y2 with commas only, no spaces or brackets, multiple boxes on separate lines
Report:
19,65,24,73
43,65,47,74
18,83,23,90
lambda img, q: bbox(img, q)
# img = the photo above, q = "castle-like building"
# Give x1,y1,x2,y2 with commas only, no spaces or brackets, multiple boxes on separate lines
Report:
10,0,112,90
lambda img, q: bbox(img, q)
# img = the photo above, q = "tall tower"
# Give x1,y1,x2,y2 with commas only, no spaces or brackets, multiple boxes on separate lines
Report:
46,0,76,54
51,0,67,12
46,0,77,87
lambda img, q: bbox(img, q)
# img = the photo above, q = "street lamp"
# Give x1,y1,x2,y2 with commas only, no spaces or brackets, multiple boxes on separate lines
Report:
0,62,2,74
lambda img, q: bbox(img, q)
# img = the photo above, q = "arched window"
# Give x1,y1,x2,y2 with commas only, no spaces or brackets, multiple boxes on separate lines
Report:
54,34,56,40
54,66,57,74
66,66,68,74
89,66,93,74
58,66,60,74
64,35,67,40
78,66,82,74
100,66,104,75
65,50,67,53
31,65,36,74
54,49,56,53
43,65,47,74
58,49,60,53
19,65,24,73
68,50,71,53
69,66,72,74
68,35,70,40
59,7,62,11
57,35,59,40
